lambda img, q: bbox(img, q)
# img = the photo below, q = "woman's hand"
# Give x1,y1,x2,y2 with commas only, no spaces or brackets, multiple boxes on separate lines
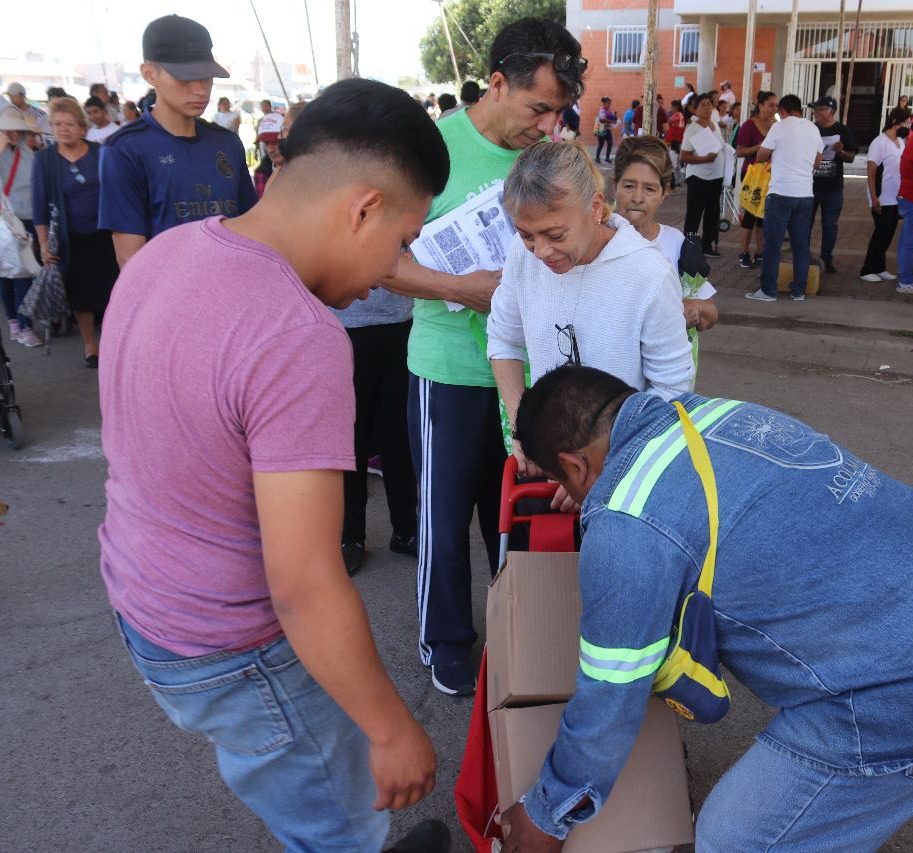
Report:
512,441,544,479
40,247,59,265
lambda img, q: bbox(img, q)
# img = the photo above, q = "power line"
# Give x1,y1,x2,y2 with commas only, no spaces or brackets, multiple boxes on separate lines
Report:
248,0,290,102
446,4,483,66
302,0,320,88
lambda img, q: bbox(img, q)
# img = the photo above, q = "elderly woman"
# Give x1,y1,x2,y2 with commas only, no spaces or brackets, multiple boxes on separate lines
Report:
32,98,118,368
0,108,42,347
487,141,694,499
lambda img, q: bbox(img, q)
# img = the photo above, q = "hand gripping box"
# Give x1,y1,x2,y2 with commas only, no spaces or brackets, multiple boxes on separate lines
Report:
489,698,695,852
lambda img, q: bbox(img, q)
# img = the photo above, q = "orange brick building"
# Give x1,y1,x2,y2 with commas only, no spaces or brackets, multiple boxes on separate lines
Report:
566,0,913,149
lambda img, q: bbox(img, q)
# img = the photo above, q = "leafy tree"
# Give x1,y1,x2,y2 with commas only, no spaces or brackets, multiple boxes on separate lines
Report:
420,0,565,84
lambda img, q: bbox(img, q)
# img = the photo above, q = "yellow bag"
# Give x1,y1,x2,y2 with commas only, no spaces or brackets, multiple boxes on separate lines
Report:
739,162,771,219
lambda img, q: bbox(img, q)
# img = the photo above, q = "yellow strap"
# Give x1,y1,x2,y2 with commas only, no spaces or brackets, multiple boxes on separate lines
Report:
672,401,719,597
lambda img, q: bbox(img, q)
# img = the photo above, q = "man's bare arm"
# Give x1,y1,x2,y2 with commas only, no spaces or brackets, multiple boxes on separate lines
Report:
112,232,147,269
755,146,773,163
385,255,500,314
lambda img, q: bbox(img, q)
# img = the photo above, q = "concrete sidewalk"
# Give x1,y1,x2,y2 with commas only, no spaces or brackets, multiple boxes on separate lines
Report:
702,288,913,377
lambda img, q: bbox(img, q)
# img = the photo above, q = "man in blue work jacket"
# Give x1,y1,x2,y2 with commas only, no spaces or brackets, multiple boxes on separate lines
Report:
501,364,913,852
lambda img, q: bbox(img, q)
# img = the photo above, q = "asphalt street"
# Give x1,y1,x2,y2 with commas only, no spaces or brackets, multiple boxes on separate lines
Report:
2,321,913,851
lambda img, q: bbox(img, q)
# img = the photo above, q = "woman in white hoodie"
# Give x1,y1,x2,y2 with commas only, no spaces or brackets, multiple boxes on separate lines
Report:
488,140,694,488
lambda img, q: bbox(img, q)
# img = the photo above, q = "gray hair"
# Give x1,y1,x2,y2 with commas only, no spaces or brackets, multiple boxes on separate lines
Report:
503,141,610,223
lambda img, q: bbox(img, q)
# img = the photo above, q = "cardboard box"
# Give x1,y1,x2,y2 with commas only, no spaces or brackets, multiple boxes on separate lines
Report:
486,551,581,712
490,698,695,852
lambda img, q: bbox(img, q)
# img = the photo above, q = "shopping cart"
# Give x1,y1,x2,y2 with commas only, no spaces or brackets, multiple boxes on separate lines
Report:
718,145,740,233
0,336,24,448
455,456,576,852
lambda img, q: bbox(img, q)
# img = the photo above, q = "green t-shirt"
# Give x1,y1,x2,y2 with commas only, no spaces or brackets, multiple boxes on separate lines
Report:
408,109,521,387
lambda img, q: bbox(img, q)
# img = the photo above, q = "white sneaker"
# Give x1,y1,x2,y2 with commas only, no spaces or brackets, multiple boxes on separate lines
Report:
897,283,913,295
859,273,883,283
16,327,42,347
745,288,778,302
878,271,897,280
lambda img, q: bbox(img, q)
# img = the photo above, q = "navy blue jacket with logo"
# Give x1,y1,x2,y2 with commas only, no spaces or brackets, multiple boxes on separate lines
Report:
98,110,256,239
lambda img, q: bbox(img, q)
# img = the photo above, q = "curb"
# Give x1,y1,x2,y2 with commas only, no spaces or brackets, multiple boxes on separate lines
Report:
702,321,913,377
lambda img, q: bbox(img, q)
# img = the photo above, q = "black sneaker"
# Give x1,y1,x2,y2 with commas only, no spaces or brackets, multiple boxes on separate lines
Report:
384,819,451,853
704,248,722,258
431,660,476,696
341,542,365,576
754,252,763,265
739,252,754,269
390,533,418,557
824,259,837,273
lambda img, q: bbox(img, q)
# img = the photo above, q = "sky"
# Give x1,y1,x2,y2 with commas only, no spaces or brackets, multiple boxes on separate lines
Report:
0,0,442,91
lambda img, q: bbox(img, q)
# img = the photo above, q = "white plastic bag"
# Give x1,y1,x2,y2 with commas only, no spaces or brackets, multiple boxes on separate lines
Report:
0,193,40,279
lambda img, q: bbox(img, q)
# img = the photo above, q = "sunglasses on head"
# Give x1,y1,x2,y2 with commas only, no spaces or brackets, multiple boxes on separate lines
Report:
497,52,588,75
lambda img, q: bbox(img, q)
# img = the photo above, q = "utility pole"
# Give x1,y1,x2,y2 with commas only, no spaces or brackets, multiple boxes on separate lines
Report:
436,0,461,85
740,0,757,120
782,0,799,100
642,0,659,135
842,0,864,125
835,0,846,105
303,0,320,89
335,0,354,81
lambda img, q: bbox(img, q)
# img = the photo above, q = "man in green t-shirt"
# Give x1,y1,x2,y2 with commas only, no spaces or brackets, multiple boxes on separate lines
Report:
386,17,587,696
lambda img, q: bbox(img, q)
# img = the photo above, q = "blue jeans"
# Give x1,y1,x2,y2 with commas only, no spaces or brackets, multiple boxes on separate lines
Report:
760,194,814,297
697,736,913,852
115,614,390,852
811,186,843,262
898,196,913,286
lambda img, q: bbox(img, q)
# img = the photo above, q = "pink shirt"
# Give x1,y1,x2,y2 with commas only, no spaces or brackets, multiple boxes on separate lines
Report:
99,217,355,656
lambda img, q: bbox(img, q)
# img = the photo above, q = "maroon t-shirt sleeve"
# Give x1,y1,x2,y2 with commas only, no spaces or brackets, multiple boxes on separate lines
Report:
230,323,356,473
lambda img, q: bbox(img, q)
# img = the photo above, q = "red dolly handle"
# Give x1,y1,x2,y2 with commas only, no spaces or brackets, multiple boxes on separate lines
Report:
498,455,559,535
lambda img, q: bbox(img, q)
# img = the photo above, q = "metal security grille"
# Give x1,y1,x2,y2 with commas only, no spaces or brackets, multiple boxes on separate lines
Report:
795,22,913,61
675,25,701,66
885,62,913,122
608,27,646,66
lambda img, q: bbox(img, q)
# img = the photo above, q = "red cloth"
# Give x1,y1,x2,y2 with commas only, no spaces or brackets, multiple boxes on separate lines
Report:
899,135,913,201
454,650,502,852
529,512,576,553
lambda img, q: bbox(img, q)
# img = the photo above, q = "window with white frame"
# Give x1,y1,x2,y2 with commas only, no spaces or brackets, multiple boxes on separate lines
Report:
675,25,701,66
608,26,647,67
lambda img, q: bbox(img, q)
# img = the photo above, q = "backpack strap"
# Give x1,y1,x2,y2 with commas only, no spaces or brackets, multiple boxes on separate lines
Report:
3,147,21,197
673,401,719,597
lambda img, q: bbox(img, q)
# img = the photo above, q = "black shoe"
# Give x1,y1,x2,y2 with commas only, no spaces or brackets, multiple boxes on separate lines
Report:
824,259,837,273
431,660,476,696
704,248,722,258
83,354,99,369
754,252,764,265
390,533,418,557
384,819,451,853
341,542,365,576
739,252,754,269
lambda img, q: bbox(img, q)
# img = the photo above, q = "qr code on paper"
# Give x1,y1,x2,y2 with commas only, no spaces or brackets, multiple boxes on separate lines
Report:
446,246,473,274
434,226,461,253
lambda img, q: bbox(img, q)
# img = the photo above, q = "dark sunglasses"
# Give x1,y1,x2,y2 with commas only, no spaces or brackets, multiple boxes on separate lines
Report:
556,323,581,366
497,52,588,75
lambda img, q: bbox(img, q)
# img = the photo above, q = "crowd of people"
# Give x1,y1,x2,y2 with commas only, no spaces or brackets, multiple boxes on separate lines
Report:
586,81,913,297
2,10,913,853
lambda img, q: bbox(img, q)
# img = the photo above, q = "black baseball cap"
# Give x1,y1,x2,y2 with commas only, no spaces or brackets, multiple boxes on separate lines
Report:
142,15,229,81
809,95,838,111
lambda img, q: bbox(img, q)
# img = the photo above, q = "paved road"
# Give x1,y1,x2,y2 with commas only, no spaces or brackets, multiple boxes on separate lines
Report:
2,328,912,852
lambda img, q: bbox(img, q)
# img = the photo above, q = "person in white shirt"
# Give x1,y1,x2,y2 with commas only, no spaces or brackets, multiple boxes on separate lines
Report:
719,81,736,108
488,140,694,508
746,94,823,302
860,107,911,282
680,93,726,257
84,96,120,143
212,96,241,133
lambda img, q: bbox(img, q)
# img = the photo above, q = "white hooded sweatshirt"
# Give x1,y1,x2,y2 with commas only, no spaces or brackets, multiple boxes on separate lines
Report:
487,213,694,398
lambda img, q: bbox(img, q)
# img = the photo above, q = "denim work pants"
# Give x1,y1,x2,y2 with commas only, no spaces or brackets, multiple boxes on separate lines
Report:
898,196,913,286
595,133,613,162
760,194,814,297
696,736,913,852
860,204,900,276
811,187,843,262
116,614,390,852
